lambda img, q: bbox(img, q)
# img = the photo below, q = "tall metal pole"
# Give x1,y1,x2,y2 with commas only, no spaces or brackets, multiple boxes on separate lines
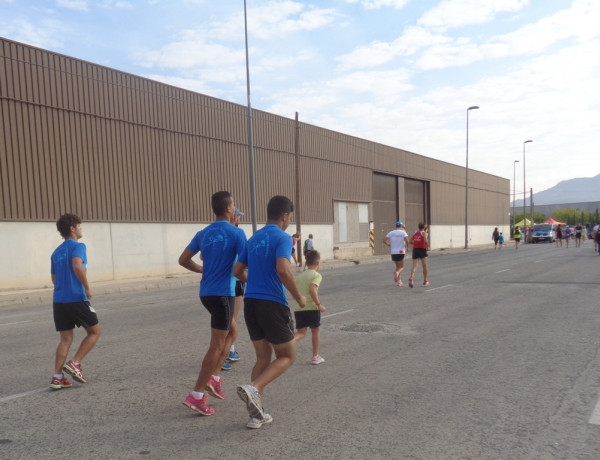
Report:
244,0,257,233
294,112,302,267
512,160,519,230
465,105,479,249
522,139,532,241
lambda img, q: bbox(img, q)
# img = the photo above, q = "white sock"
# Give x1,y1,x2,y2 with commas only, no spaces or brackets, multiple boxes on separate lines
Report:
53,374,63,379
230,345,235,353
213,375,220,382
192,391,204,399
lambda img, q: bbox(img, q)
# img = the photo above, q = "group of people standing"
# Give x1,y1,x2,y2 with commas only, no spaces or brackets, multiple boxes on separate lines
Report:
383,221,430,288
48,192,327,430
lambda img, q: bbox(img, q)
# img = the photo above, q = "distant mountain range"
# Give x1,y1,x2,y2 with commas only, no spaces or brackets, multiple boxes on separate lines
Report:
514,174,600,207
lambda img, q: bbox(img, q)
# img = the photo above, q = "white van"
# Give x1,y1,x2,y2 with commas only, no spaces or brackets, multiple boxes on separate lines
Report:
532,223,556,243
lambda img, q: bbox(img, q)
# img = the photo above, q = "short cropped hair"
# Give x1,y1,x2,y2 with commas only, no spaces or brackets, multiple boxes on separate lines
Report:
267,195,294,221
56,213,81,238
418,222,425,230
305,249,320,266
212,191,232,216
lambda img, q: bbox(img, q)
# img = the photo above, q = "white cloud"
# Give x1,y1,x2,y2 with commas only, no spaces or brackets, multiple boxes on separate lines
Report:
344,0,410,9
418,0,529,31
336,26,450,70
56,0,89,12
0,19,65,49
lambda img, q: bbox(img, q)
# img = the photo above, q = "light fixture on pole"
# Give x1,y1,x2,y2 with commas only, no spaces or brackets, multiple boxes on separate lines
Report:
465,105,479,249
523,139,533,239
512,160,519,230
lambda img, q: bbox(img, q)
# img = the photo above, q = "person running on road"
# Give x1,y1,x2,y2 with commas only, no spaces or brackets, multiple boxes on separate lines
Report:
233,195,306,429
555,225,563,247
179,191,247,416
50,213,101,390
294,249,326,364
575,223,583,248
223,207,247,370
383,221,409,286
408,222,430,287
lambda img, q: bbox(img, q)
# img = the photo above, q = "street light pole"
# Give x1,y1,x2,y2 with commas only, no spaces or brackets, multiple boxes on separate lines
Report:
244,0,257,233
513,160,519,230
465,105,479,249
523,139,533,241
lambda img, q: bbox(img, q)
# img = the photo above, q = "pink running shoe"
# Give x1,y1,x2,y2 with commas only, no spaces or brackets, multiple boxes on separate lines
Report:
183,393,215,416
63,360,86,383
49,376,73,390
423,281,430,286
206,376,225,400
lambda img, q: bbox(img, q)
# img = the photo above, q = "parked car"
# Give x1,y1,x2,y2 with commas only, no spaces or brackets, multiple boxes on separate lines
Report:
532,223,556,243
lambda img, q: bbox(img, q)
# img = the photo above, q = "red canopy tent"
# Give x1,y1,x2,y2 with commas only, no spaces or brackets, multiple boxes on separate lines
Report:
544,217,567,226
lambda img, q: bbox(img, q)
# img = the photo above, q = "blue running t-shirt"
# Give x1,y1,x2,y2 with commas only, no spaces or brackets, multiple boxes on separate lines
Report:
51,239,88,303
239,224,293,306
187,220,247,297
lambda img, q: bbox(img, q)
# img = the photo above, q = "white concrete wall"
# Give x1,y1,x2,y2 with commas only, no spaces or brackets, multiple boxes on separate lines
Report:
429,225,509,249
0,222,333,291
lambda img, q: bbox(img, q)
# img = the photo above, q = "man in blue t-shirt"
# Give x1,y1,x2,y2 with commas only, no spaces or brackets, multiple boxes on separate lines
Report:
50,213,101,390
179,191,247,416
233,195,306,429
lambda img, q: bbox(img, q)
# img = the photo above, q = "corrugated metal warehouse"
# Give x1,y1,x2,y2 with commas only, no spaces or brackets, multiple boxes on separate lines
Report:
0,37,509,290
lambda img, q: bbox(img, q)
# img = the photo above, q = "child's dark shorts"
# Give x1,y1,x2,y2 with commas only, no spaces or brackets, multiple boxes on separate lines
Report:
53,300,99,331
244,298,294,345
294,310,321,330
200,296,234,331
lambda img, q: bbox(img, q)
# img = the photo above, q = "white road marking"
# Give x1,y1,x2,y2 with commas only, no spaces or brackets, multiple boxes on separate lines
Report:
0,320,33,327
588,397,600,425
425,284,453,292
0,387,50,403
534,260,544,263
494,269,510,274
322,309,354,319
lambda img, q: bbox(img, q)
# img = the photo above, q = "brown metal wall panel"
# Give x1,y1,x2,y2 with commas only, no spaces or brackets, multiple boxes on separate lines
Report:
0,37,508,225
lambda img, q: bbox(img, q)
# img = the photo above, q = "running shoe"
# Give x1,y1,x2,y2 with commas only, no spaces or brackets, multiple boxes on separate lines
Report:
63,360,86,383
408,278,414,288
205,376,225,400
226,351,240,362
397,280,403,287
222,361,232,371
423,281,430,286
237,384,265,419
393,272,399,283
182,393,215,416
247,412,273,429
311,355,325,365
49,376,73,390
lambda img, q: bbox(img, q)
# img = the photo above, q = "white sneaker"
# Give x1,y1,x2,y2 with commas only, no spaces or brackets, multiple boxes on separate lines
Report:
311,355,325,365
247,412,273,429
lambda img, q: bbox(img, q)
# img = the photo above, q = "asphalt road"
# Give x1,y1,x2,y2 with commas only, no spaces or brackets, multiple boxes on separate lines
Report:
2,241,600,459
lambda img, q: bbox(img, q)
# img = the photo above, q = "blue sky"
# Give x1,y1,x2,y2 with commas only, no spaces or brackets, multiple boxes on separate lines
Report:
2,0,599,198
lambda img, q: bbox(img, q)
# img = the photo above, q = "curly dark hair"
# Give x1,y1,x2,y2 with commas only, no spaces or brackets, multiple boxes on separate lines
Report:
56,213,81,238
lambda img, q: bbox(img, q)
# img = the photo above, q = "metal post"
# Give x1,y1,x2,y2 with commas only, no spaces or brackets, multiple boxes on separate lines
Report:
523,139,532,241
294,112,302,267
244,0,257,233
465,106,479,249
512,160,519,231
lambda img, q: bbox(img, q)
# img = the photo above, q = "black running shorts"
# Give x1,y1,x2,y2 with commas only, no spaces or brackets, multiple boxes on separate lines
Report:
294,310,321,330
53,300,99,331
244,298,295,345
412,248,428,259
391,253,405,262
200,296,235,331
235,280,246,297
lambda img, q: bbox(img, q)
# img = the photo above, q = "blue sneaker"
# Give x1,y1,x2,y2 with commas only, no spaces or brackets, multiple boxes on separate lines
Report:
222,361,232,371
227,351,240,362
